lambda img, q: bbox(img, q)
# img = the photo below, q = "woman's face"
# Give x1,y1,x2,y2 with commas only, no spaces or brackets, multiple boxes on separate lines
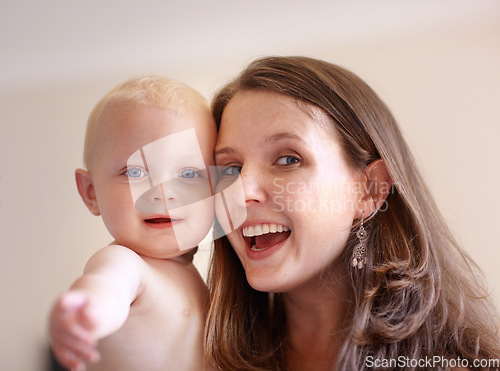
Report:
215,91,364,293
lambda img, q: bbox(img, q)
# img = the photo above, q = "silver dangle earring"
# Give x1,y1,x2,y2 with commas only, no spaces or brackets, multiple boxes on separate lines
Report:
352,214,368,269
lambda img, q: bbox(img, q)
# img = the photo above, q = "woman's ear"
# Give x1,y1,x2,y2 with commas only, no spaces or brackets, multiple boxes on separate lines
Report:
75,169,100,216
356,159,393,218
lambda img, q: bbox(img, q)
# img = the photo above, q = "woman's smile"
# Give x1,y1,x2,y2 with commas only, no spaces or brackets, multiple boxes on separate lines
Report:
242,222,291,251
240,221,292,259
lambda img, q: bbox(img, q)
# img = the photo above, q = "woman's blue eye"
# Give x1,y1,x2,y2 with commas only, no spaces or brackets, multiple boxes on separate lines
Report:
222,166,241,176
179,168,199,179
125,167,146,178
276,155,300,166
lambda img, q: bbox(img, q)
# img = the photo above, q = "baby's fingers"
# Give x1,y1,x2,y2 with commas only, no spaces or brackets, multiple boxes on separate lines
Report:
54,291,88,317
53,347,85,370
57,350,90,371
52,338,100,370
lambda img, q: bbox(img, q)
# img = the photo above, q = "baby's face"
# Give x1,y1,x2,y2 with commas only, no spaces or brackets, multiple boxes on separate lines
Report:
89,100,216,259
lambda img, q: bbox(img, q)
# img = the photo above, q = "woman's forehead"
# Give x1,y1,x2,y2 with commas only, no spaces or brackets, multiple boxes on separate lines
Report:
219,90,335,138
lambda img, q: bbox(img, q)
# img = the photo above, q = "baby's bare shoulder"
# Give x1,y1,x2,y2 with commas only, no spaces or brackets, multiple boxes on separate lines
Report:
135,257,207,311
86,244,145,270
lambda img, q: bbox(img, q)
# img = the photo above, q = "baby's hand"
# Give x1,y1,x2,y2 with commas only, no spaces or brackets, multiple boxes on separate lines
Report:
49,291,101,370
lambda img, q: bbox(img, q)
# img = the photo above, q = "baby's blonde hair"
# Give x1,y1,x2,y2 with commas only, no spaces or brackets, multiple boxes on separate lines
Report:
83,76,209,169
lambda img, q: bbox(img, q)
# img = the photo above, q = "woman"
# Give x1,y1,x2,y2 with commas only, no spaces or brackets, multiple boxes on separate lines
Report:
205,56,500,370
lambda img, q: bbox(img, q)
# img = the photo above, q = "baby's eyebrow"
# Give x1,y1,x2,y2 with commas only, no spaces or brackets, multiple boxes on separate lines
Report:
114,155,131,169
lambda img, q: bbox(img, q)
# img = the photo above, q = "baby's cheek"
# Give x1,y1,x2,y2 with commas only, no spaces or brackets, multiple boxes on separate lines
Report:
171,198,214,250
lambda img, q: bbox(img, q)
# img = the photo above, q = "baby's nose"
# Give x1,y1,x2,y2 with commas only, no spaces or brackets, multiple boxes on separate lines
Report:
134,183,172,214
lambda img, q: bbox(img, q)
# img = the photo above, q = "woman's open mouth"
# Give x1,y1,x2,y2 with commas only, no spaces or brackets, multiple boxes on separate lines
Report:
242,223,291,252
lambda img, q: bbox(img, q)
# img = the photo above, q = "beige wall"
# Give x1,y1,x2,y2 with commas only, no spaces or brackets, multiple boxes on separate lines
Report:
1,2,499,369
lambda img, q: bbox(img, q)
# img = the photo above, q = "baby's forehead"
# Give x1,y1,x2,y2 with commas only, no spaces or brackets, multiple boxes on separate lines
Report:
84,78,213,169
98,97,208,129
94,99,214,162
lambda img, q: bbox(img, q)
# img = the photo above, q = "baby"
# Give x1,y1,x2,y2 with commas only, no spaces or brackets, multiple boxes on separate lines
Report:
49,76,217,371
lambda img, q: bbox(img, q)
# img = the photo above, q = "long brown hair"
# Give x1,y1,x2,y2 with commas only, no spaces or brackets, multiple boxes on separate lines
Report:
205,56,500,370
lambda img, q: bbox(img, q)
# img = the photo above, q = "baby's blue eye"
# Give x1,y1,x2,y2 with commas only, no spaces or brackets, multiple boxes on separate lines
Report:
126,167,146,178
276,156,300,166
179,168,199,179
222,166,241,176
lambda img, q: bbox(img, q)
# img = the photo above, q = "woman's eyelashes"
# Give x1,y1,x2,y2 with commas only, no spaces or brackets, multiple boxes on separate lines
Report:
218,153,301,177
221,165,242,176
275,154,301,166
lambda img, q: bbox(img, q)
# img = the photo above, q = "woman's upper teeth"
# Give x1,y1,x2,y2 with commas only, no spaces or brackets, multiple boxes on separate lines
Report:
242,224,289,237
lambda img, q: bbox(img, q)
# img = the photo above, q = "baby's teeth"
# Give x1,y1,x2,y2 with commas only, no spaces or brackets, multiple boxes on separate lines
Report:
284,226,289,232
277,225,284,232
262,224,270,234
270,224,277,233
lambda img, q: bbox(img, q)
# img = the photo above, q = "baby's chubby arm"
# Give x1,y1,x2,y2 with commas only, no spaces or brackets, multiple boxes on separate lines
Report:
49,244,146,370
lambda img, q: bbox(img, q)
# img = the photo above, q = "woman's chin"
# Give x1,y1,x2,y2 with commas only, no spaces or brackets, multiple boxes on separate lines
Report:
245,271,290,293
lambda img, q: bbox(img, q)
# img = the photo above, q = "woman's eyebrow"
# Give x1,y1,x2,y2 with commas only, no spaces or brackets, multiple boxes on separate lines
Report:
215,146,234,157
267,132,302,143
215,133,303,157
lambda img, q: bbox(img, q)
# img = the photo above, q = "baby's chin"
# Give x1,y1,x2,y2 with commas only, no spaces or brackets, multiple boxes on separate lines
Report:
110,237,195,261
134,244,198,262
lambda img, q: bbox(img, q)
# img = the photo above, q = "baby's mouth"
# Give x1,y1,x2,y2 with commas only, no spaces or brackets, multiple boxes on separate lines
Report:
242,224,291,251
144,217,182,224
145,217,172,223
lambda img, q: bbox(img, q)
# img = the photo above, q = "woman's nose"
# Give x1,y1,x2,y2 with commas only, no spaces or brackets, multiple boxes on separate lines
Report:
240,166,268,205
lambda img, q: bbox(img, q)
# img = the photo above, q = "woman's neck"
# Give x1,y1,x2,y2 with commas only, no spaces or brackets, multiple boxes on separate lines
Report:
282,269,349,370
